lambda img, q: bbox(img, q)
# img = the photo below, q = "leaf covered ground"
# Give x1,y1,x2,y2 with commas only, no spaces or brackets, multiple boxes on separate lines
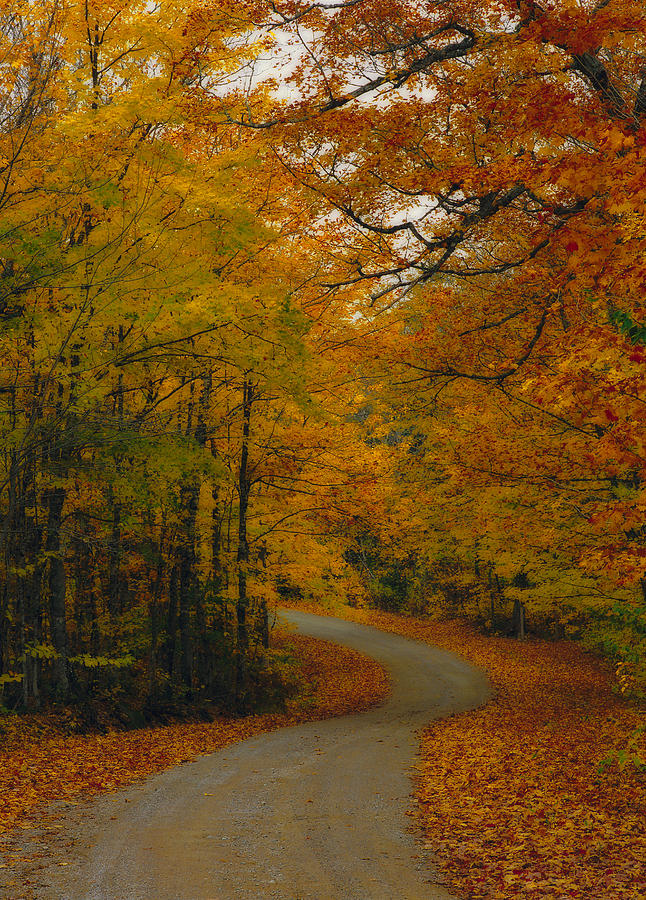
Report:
0,629,388,839
291,601,645,900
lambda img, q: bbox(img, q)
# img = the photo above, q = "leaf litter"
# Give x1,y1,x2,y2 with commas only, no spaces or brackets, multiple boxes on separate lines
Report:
291,602,645,899
0,629,389,839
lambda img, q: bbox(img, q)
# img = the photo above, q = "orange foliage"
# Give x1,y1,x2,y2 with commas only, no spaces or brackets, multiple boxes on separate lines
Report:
414,629,645,900
290,602,645,899
0,629,388,838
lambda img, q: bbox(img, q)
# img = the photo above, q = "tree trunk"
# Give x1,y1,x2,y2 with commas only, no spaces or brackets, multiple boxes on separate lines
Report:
45,486,69,700
487,567,495,629
211,486,222,588
260,599,269,650
513,598,526,640
107,497,122,618
235,379,253,712
13,455,44,707
148,521,166,704
178,483,198,693
167,562,179,683
24,484,43,708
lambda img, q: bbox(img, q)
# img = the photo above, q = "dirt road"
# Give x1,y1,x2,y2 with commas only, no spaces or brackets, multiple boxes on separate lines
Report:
5,610,491,899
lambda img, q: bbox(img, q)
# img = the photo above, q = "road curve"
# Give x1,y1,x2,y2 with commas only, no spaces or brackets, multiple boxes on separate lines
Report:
10,610,491,900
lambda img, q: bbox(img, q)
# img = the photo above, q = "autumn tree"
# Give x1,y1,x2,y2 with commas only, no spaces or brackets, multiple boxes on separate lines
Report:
0,0,288,710
227,0,646,687
0,0,385,714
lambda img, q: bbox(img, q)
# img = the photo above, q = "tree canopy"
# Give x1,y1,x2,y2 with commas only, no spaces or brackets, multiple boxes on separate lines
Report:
0,0,645,713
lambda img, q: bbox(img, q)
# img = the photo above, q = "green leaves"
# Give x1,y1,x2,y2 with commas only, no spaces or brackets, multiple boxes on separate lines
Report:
608,307,646,346
68,653,135,669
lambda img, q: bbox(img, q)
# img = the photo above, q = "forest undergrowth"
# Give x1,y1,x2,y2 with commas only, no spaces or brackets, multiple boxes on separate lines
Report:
0,628,388,840
291,601,645,900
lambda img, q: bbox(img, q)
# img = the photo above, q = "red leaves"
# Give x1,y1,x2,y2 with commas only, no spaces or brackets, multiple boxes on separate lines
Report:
299,605,646,900
408,623,645,900
0,631,388,837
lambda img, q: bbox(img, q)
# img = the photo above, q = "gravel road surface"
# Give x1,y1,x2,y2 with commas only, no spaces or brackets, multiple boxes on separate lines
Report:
3,610,491,899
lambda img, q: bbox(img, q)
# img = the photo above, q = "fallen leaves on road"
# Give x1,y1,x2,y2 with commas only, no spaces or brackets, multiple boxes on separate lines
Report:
0,629,388,837
291,602,645,899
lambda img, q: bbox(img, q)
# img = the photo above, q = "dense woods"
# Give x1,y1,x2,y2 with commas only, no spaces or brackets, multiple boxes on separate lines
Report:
1,0,645,720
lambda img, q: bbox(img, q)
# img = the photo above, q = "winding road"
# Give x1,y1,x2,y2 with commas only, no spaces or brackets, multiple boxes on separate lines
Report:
6,610,491,899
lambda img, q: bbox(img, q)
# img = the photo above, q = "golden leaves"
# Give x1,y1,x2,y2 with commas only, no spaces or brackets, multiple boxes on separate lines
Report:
0,628,388,837
384,614,644,899
291,603,645,899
